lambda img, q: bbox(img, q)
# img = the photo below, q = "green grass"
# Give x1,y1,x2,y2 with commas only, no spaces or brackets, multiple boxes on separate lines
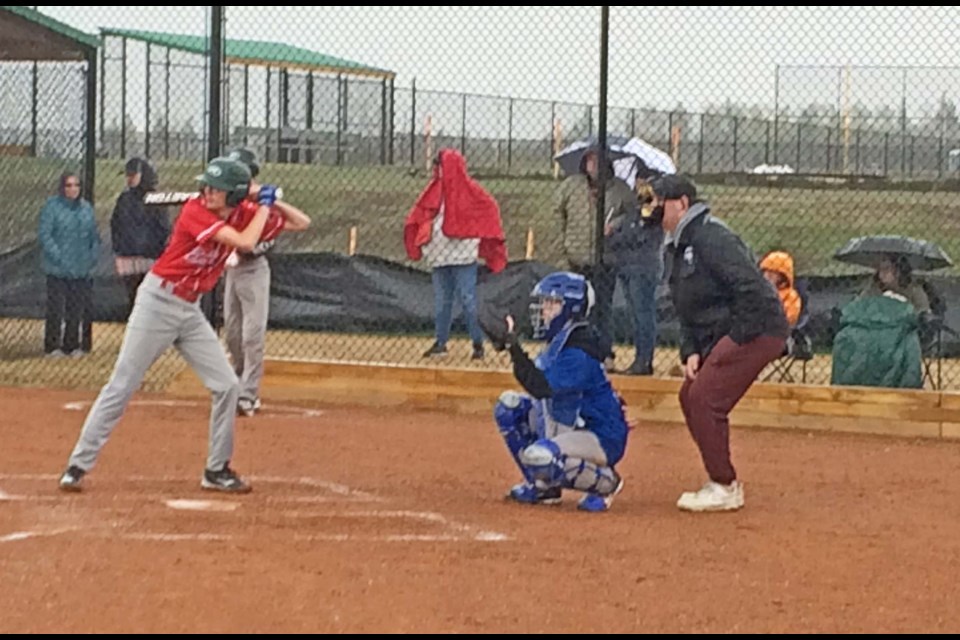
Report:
3,156,960,276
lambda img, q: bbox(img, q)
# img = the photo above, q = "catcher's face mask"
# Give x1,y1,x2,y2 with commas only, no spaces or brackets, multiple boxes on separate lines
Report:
529,296,564,340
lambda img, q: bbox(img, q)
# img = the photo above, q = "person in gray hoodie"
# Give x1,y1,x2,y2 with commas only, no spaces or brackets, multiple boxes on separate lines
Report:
38,172,100,357
554,149,637,364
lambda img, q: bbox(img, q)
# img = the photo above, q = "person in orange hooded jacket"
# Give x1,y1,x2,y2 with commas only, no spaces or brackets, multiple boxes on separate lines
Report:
760,251,802,328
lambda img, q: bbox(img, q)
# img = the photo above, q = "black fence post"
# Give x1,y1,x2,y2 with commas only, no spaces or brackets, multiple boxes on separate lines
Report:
460,93,467,154
697,113,704,174
99,43,105,149
281,68,290,127
883,132,890,176
264,68,271,161
939,128,945,178
764,120,771,165
207,9,223,162
389,78,395,165
909,135,915,177
276,68,283,163
336,74,343,166
826,128,832,173
242,65,249,148
773,116,779,165
668,111,674,160
378,77,386,165
84,46,97,205
595,6,609,269
30,61,38,157
550,101,557,166
773,64,780,165
507,98,514,171
409,78,416,167
206,6,225,331
144,43,151,159
733,116,740,171
796,122,802,172
164,48,170,159
120,36,127,160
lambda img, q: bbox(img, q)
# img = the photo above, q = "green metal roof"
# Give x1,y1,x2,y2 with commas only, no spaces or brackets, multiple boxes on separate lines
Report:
101,28,395,79
0,6,100,56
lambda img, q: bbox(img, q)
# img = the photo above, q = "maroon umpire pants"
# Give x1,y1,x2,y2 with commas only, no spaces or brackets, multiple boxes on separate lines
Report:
679,335,786,485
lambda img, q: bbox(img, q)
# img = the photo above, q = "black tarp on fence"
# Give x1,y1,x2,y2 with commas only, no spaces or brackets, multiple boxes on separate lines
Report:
3,238,960,356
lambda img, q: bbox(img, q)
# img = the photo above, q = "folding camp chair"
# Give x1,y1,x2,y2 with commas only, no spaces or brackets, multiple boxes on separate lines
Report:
764,279,814,384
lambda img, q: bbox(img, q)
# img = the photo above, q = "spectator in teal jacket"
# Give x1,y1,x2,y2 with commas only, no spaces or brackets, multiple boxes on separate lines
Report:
38,172,100,357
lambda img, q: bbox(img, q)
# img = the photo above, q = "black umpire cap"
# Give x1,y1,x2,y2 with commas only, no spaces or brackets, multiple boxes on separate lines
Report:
650,173,698,202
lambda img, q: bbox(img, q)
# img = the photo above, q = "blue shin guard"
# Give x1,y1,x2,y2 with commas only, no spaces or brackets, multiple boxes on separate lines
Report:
494,392,536,482
519,439,565,490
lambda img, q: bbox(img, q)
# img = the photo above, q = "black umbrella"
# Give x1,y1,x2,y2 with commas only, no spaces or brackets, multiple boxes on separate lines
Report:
834,235,953,272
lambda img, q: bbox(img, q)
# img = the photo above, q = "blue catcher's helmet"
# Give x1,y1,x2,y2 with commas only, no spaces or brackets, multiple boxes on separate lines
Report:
529,272,595,341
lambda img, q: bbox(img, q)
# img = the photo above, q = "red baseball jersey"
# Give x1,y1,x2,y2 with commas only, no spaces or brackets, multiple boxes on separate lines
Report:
151,197,285,301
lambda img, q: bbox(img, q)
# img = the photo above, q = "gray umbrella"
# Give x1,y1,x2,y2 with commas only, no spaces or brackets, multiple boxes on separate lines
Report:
834,235,953,272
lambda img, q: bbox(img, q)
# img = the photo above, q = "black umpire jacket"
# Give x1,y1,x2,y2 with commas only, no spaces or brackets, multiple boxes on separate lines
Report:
666,203,789,364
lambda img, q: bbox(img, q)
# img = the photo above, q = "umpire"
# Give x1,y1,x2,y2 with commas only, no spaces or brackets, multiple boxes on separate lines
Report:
650,174,788,513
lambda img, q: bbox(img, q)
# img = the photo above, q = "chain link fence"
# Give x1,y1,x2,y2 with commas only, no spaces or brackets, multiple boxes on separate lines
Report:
2,5,960,394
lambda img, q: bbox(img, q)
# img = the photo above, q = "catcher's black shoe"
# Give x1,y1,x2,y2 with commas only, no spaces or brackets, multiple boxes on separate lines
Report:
58,466,86,493
201,465,252,494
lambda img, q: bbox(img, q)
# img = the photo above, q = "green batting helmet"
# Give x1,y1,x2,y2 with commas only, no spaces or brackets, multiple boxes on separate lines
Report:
196,157,251,206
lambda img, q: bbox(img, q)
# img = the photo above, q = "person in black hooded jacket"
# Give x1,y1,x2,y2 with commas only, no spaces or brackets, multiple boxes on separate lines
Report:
111,157,171,315
650,174,788,514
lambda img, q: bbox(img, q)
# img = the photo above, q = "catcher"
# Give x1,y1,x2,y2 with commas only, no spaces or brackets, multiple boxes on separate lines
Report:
482,271,630,512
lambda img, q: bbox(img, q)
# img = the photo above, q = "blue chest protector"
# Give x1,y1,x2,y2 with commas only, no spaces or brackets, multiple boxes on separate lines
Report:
531,322,628,465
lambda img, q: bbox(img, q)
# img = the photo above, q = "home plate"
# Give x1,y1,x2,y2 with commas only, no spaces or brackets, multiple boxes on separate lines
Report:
165,499,240,513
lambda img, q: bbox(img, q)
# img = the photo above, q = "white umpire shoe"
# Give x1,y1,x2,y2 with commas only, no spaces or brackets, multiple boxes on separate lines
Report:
677,480,744,513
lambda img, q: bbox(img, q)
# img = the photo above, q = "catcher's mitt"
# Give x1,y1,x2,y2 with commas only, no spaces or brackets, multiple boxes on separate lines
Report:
478,304,516,352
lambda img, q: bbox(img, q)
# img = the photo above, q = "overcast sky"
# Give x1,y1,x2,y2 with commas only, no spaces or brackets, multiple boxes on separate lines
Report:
33,5,960,115
9,5,959,148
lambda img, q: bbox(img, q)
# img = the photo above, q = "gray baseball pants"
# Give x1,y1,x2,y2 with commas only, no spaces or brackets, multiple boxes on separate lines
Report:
67,273,240,473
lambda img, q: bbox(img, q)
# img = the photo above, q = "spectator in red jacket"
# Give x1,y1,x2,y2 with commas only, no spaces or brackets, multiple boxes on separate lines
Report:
404,149,507,361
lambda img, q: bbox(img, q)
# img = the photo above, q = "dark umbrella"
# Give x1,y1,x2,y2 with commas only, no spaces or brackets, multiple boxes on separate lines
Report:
834,235,953,272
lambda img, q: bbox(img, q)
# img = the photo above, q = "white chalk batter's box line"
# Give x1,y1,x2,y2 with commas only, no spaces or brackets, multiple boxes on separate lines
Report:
62,399,325,419
0,474,509,545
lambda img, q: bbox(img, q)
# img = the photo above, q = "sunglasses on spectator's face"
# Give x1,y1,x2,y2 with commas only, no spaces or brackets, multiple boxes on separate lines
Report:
65,181,81,187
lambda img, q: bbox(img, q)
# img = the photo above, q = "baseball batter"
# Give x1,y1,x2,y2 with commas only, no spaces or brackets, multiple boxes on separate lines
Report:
57,157,294,494
223,148,311,417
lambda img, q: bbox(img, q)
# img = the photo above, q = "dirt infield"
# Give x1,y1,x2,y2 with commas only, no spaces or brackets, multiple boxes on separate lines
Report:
2,387,960,633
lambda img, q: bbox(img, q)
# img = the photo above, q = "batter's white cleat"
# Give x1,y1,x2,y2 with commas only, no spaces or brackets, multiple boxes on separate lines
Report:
677,480,744,513
58,466,86,493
